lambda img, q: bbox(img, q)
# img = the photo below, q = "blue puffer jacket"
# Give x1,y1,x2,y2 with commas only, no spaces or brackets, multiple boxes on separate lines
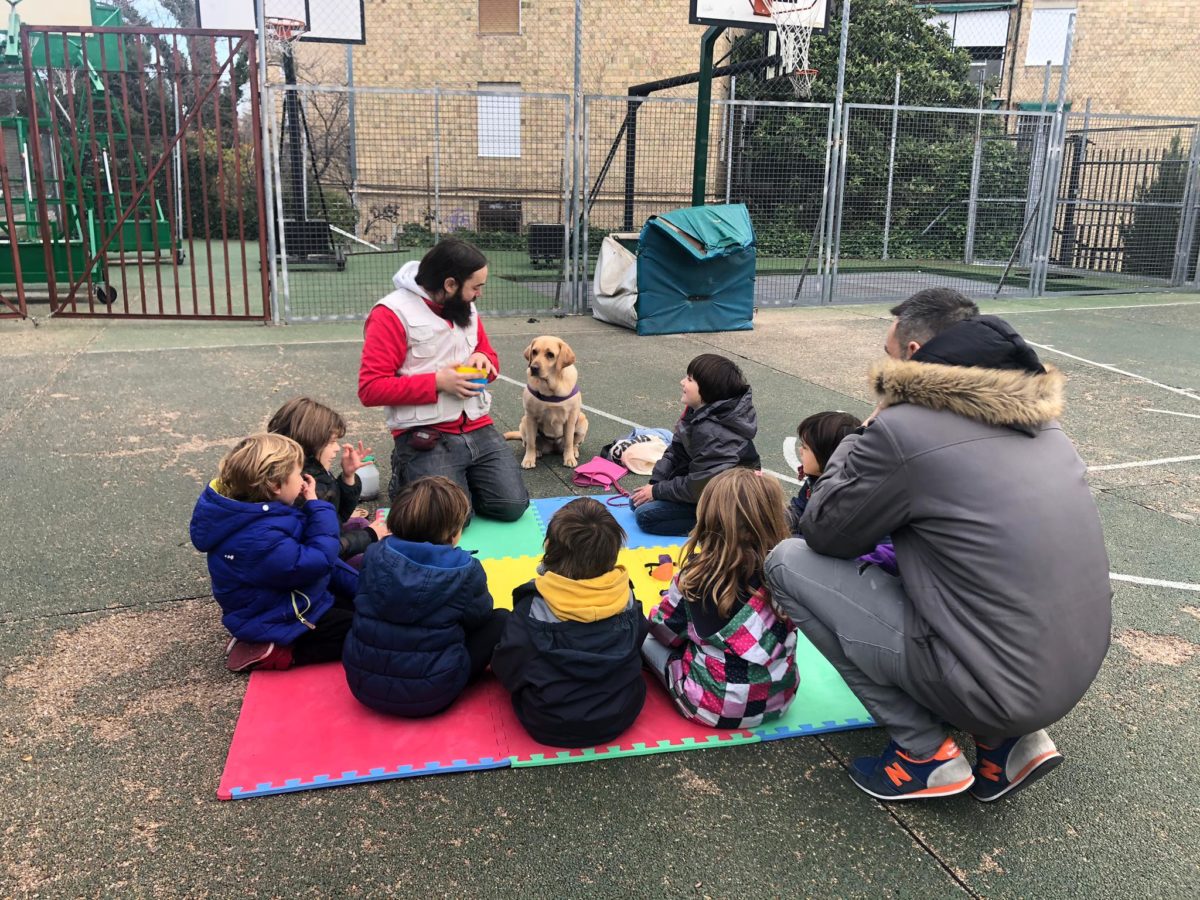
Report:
343,538,494,717
189,480,357,644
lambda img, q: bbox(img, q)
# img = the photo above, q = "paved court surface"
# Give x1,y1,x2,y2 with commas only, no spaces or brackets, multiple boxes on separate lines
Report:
1,293,1197,897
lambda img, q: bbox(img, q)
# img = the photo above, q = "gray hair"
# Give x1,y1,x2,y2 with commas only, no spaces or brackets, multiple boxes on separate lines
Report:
889,289,979,349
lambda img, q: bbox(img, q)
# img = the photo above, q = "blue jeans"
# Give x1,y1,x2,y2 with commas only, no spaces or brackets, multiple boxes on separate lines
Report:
389,425,530,522
633,499,697,537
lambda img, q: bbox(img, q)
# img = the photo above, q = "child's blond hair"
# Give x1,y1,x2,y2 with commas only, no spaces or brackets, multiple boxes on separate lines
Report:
678,468,789,617
218,433,304,503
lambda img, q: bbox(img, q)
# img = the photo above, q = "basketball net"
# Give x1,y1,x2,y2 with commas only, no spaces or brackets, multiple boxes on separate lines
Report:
765,0,820,98
264,16,307,63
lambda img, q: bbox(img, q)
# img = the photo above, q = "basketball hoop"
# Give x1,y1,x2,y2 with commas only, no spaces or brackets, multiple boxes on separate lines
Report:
264,16,308,59
754,0,821,98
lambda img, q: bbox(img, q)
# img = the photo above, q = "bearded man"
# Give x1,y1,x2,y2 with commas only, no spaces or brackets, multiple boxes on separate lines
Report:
358,239,529,521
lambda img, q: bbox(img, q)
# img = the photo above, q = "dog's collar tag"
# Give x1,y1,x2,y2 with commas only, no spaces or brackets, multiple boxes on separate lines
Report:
527,384,581,404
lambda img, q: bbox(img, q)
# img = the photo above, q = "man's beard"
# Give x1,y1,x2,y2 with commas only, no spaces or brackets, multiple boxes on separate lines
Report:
439,287,474,328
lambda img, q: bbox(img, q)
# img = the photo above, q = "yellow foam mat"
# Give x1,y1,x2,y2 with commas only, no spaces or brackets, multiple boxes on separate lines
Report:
480,546,683,613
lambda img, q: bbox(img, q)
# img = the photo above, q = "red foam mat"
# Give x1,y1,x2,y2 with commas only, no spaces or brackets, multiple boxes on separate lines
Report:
218,665,754,799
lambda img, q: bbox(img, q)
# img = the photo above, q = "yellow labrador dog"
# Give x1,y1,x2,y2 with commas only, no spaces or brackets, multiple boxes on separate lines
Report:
504,335,589,468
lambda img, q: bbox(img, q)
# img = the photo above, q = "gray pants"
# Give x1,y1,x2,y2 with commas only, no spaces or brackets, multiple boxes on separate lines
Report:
764,540,950,757
389,425,530,522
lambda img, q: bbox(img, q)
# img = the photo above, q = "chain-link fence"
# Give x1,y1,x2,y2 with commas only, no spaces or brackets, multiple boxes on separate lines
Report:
267,85,571,321
90,1,1200,321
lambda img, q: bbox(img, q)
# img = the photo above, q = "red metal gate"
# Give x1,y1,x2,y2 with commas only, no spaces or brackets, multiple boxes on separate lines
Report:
20,25,268,319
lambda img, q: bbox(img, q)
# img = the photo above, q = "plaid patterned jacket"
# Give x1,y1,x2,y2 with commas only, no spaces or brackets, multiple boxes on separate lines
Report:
648,578,798,729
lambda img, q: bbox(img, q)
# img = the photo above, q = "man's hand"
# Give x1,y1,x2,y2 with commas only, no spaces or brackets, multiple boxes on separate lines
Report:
464,352,496,378
435,365,485,398
369,517,390,540
630,484,655,508
340,440,371,482
299,473,318,503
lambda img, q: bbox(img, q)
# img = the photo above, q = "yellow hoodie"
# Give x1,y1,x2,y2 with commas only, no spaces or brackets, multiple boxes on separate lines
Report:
534,566,631,623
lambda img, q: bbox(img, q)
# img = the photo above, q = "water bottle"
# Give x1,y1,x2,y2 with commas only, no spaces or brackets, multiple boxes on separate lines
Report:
357,455,380,501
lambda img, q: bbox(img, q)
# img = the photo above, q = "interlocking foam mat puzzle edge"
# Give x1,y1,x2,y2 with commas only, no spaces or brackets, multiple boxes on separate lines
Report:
217,494,876,799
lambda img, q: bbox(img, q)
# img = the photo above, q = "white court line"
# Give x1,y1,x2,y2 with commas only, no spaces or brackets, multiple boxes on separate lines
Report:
783,436,802,474
1027,341,1200,402
999,300,1200,315
1144,407,1200,420
1109,573,1200,593
1087,454,1200,472
497,373,803,486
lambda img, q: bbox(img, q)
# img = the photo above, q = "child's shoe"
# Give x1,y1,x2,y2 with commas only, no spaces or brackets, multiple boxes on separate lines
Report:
849,737,974,801
970,731,1063,802
225,638,294,673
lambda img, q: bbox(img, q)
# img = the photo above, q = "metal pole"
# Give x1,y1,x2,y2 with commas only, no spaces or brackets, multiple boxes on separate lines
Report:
881,70,900,261
725,76,736,205
255,0,279,322
1021,62,1053,268
346,45,360,238
821,0,851,304
433,87,441,238
692,26,725,207
579,97,590,315
1171,123,1200,286
570,0,584,310
267,88,292,322
964,80,985,265
1031,13,1076,296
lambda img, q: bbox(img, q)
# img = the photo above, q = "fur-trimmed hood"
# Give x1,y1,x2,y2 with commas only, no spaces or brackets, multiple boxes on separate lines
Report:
871,358,1066,430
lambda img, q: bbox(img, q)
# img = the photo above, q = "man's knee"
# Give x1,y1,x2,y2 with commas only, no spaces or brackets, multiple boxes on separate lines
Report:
475,495,529,523
765,539,822,616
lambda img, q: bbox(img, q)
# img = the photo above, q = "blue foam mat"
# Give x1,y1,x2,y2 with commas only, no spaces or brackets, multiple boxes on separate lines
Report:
532,496,688,550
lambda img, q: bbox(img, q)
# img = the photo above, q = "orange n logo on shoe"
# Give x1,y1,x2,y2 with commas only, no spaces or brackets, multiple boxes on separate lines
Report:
884,763,912,787
979,759,1004,782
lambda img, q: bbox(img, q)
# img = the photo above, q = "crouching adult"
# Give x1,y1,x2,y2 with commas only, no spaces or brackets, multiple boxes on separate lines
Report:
766,289,1112,803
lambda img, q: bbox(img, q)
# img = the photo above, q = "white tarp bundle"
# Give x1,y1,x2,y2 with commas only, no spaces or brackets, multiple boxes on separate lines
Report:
590,233,640,330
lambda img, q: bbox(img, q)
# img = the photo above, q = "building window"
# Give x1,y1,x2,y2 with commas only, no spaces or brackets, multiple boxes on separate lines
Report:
478,83,521,158
1025,5,1076,67
479,0,520,35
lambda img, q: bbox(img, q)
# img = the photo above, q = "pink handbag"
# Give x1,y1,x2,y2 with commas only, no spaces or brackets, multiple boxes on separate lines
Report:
572,456,631,506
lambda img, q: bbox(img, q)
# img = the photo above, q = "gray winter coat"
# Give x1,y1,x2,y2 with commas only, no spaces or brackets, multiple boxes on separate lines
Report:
650,388,761,505
768,356,1112,737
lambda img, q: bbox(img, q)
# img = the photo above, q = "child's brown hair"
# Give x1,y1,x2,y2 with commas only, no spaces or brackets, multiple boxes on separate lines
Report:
218,433,304,503
267,397,347,460
387,476,471,545
542,498,625,581
678,468,789,618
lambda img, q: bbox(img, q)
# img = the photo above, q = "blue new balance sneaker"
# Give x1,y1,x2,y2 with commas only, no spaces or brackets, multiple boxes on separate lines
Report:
970,731,1063,802
849,737,975,801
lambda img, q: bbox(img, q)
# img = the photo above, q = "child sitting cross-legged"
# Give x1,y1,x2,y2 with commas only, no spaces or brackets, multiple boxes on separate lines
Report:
492,498,649,747
190,433,359,673
343,476,508,717
642,468,799,729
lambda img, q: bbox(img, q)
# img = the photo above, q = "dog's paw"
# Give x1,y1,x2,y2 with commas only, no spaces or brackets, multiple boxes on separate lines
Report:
563,454,579,468
521,455,538,469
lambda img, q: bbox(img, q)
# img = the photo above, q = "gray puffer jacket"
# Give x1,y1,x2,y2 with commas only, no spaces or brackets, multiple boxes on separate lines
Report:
768,323,1111,737
649,388,761,505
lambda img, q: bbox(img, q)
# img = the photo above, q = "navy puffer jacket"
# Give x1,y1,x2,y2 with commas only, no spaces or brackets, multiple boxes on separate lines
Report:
343,538,494,716
189,480,357,644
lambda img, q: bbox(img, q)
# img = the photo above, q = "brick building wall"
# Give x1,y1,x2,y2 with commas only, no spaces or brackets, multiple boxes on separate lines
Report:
1006,1,1200,117
337,0,742,241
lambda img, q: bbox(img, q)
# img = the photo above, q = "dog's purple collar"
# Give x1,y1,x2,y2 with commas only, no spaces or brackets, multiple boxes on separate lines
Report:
527,384,580,403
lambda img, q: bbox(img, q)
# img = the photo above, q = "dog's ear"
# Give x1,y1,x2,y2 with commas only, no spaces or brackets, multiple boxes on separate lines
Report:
523,341,535,362
556,340,576,368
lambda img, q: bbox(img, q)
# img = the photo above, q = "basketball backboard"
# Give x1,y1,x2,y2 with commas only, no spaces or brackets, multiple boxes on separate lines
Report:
689,0,828,33
194,1,366,44
10,0,93,27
